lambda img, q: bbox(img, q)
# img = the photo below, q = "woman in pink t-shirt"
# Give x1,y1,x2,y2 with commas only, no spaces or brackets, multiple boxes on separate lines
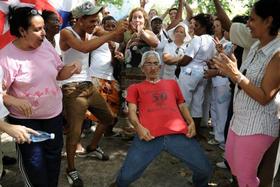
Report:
0,6,81,187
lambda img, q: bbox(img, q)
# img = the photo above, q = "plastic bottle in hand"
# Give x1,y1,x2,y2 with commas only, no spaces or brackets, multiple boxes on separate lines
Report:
30,131,55,142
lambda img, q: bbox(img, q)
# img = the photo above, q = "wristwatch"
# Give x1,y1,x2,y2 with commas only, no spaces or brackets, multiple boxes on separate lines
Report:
236,72,245,84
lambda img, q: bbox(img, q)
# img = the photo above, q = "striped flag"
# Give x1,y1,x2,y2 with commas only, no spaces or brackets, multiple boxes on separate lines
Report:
48,0,86,29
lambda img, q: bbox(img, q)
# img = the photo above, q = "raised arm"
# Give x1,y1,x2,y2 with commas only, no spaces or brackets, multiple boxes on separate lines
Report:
60,21,127,53
167,0,183,31
184,0,193,22
213,0,231,32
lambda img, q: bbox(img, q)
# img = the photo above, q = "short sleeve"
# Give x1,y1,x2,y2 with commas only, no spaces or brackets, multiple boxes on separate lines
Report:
163,43,174,55
184,36,201,58
126,84,139,104
45,39,64,71
0,56,17,90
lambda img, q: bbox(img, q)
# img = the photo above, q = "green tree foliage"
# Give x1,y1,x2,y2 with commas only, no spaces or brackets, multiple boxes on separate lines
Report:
97,0,257,14
97,0,123,7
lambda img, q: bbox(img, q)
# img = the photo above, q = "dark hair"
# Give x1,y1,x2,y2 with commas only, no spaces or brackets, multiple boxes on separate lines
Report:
193,13,213,35
169,8,178,14
41,10,56,22
231,15,249,24
101,16,116,25
8,6,41,38
253,0,280,36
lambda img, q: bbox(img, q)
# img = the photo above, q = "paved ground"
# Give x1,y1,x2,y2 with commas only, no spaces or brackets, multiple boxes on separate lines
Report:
0,117,279,187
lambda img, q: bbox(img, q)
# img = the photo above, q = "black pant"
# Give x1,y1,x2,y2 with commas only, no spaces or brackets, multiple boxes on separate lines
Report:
8,114,63,187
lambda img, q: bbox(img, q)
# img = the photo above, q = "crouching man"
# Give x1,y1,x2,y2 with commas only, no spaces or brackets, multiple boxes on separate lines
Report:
112,51,212,187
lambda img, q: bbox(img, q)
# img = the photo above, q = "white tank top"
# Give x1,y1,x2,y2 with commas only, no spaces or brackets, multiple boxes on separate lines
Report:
61,27,91,85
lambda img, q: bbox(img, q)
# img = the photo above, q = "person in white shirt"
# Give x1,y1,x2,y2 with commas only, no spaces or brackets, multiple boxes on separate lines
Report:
89,16,121,136
207,19,232,148
150,16,171,77
177,13,216,138
162,22,190,80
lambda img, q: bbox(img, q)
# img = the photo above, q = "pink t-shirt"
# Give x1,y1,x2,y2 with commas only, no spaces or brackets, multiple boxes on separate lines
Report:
0,39,63,119
126,79,188,137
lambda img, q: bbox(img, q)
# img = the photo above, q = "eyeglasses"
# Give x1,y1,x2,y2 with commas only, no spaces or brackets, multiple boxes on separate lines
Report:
29,9,40,16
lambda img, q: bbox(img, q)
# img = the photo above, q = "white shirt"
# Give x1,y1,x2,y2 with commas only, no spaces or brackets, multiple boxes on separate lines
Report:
162,42,187,80
0,66,9,119
155,30,170,77
231,37,280,137
89,36,115,80
183,34,216,70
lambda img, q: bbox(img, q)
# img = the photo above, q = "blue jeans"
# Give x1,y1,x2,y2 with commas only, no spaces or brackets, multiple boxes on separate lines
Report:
116,134,212,187
8,114,63,187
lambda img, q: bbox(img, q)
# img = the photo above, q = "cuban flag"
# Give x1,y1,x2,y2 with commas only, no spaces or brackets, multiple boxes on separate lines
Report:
0,0,60,49
48,0,86,29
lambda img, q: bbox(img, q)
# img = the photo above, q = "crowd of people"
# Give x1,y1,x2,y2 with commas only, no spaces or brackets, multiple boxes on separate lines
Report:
0,0,279,186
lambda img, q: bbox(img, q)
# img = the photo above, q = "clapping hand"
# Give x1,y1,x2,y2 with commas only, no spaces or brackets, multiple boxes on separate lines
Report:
212,53,239,79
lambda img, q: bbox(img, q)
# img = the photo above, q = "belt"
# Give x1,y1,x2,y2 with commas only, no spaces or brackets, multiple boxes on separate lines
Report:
62,81,92,89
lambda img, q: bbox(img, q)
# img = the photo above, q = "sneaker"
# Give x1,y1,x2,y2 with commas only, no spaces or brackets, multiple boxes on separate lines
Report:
79,146,109,161
207,139,219,145
66,170,83,187
216,161,227,169
104,131,122,138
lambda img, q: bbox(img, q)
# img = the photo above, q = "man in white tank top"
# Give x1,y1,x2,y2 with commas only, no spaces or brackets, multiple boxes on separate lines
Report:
59,2,128,186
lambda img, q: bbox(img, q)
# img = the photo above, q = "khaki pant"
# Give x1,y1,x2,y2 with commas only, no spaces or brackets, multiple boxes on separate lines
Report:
62,81,114,144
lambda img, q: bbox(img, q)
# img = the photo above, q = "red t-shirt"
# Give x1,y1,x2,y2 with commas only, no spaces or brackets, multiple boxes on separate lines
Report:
126,79,188,137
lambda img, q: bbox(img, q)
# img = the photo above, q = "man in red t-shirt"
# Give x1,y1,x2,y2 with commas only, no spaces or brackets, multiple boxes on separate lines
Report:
111,51,212,187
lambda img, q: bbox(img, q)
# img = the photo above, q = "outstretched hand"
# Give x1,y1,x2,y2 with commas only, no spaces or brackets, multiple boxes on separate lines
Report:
115,20,129,34
5,125,39,144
